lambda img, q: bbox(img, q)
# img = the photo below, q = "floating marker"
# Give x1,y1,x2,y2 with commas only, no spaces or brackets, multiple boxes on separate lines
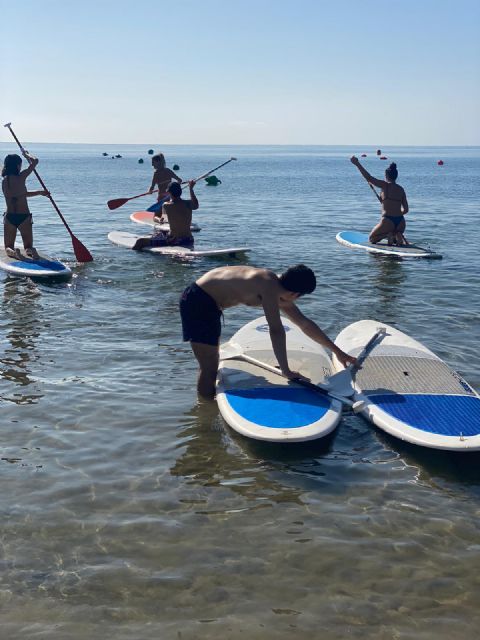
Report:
380,156,387,160
376,149,382,156
173,164,180,170
148,149,154,155
361,153,367,157
138,158,144,164
102,152,108,156
205,175,222,186
437,160,444,166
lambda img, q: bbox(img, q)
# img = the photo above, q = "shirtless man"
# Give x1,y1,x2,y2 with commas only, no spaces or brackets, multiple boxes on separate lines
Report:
350,156,409,245
132,181,198,250
147,153,182,214
180,264,357,398
2,152,49,258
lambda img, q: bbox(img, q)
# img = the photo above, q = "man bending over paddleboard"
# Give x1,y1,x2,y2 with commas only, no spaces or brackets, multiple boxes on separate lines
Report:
132,181,198,250
180,264,357,398
350,156,409,246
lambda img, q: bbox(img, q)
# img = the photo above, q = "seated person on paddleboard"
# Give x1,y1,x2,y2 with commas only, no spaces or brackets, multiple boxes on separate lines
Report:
2,152,49,259
132,180,198,250
147,153,182,214
350,156,409,246
180,264,357,398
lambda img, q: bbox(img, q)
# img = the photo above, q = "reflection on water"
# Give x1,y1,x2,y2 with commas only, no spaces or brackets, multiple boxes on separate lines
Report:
0,278,43,403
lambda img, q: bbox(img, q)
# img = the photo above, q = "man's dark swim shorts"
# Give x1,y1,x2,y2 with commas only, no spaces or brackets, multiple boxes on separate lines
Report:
180,283,222,346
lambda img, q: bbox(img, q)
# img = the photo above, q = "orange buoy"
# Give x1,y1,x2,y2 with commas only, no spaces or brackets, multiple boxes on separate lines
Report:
361,153,367,157
437,160,444,166
380,156,387,160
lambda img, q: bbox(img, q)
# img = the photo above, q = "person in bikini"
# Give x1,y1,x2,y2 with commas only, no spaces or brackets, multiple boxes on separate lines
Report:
179,264,357,398
147,153,182,214
2,153,49,259
132,180,198,250
350,156,409,245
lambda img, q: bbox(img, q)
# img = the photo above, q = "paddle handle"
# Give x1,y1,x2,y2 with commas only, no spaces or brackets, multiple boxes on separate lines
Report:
224,352,354,406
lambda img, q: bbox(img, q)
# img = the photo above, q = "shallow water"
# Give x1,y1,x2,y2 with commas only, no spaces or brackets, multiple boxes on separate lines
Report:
0,143,479,639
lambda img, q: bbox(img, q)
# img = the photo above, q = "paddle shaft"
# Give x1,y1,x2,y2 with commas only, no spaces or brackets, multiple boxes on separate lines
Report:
368,182,382,203
107,157,237,209
223,352,354,406
4,123,93,262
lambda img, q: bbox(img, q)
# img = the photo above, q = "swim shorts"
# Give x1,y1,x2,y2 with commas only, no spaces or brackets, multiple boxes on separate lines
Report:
180,283,222,346
150,231,194,248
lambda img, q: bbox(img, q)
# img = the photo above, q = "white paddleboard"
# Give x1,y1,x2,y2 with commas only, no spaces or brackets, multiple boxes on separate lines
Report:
108,231,250,258
0,247,72,279
217,316,342,442
333,320,480,451
336,231,442,259
130,211,201,233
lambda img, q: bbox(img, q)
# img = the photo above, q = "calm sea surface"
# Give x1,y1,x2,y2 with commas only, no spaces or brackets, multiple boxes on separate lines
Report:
0,143,479,639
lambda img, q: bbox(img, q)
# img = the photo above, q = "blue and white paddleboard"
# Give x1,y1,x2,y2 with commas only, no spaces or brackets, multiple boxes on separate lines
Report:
333,320,480,451
0,247,72,279
217,316,342,442
336,231,442,259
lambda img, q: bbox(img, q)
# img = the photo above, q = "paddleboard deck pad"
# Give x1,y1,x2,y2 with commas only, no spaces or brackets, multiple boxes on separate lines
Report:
108,231,250,258
217,316,342,442
130,211,201,232
333,320,480,450
336,231,442,259
0,248,72,278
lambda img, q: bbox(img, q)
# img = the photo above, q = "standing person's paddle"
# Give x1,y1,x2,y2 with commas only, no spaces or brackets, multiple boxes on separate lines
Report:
4,123,93,262
107,157,237,210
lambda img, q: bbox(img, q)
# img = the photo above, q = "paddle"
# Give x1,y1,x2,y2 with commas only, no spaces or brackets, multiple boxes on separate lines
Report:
220,344,364,410
107,157,237,210
368,182,382,203
4,123,93,263
329,327,387,393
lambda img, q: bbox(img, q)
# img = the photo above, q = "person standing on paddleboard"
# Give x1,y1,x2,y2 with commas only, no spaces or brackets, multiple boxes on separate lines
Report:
179,264,357,398
132,180,198,250
2,152,49,259
147,153,182,214
350,156,409,246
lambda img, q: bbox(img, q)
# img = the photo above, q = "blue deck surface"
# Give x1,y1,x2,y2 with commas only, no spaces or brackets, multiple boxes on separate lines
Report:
225,387,331,429
12,259,67,272
370,394,480,437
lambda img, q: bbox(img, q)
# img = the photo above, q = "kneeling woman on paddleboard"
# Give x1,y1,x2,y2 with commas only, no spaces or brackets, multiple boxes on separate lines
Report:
350,156,409,245
2,153,49,258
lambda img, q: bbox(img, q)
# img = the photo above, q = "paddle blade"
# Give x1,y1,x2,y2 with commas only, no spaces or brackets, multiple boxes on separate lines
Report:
107,197,129,210
71,235,93,262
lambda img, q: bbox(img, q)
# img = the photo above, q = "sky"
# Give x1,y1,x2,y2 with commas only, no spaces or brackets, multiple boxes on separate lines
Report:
1,0,479,145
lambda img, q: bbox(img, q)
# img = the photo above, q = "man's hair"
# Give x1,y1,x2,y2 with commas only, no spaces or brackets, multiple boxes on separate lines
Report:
167,181,182,197
279,264,316,296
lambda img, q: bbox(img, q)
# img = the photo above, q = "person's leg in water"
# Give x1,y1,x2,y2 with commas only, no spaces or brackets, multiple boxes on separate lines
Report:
369,217,395,244
191,341,219,399
18,216,38,258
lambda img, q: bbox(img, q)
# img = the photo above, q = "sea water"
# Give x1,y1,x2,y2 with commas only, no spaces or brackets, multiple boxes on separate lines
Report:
0,143,479,639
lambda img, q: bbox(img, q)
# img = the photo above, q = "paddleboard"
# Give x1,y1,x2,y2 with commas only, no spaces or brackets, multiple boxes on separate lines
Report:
217,316,342,442
0,247,72,279
130,211,201,233
336,231,442,259
333,320,480,451
108,231,250,258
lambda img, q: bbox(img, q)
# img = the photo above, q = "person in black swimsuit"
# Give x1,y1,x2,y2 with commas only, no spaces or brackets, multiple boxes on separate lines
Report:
350,156,409,245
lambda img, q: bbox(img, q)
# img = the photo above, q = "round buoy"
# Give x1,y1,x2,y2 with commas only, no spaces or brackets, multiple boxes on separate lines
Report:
361,153,367,157
173,164,180,170
148,149,154,155
102,152,108,156
205,175,222,186
376,149,381,156
437,160,444,166
115,154,122,158
138,158,144,164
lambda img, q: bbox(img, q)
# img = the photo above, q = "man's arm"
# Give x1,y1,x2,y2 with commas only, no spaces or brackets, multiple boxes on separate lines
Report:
188,180,199,210
350,156,385,189
280,303,357,368
261,280,296,376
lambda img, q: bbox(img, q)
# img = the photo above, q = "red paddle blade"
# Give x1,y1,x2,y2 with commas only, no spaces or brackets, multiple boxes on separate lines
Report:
71,235,93,262
107,197,129,210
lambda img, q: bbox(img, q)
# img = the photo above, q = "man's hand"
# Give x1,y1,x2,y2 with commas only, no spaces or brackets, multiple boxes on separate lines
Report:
335,349,357,368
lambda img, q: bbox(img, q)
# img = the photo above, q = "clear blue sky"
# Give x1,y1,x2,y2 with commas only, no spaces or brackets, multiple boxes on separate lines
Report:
1,0,479,144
